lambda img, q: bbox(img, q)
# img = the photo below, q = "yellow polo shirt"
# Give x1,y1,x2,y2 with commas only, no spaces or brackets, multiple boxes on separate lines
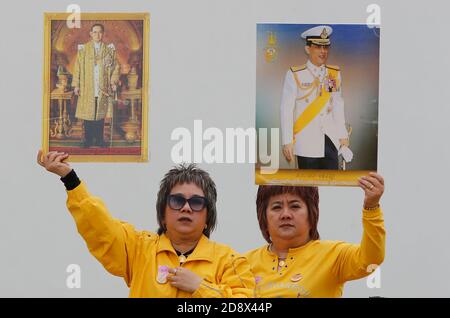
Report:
245,208,385,298
66,182,255,298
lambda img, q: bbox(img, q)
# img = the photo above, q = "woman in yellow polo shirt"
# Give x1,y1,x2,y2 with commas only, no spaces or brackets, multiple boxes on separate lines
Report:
246,172,385,298
37,150,254,297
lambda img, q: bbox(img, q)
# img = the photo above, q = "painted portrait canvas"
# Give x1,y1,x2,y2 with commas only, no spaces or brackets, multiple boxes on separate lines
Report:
42,13,149,162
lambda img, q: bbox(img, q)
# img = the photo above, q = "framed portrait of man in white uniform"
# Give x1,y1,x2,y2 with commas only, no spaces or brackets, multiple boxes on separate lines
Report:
255,23,380,186
42,12,149,162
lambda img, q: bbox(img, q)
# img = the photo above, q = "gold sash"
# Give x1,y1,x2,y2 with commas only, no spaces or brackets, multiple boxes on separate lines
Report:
292,68,339,142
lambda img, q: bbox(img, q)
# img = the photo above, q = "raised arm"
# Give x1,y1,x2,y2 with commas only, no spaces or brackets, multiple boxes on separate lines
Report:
332,172,386,282
37,150,144,285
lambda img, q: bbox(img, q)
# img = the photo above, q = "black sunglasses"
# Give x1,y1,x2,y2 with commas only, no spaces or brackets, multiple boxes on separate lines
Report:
167,194,207,212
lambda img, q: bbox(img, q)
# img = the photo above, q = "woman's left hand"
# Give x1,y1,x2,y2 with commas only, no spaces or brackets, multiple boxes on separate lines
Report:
358,172,385,209
168,267,202,293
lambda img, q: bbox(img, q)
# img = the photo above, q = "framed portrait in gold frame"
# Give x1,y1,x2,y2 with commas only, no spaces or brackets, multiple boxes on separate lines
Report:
42,12,149,162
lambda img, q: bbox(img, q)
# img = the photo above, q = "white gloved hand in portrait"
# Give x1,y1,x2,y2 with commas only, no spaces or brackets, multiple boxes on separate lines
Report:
339,145,353,163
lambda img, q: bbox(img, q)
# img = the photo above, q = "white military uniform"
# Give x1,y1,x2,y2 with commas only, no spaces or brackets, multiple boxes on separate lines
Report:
280,26,348,158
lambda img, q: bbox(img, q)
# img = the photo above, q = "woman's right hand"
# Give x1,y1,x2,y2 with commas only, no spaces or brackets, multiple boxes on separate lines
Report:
358,172,385,209
37,150,72,177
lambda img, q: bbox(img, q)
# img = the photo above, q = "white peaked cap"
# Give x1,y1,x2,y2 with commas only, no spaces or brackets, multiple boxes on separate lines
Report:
301,25,333,45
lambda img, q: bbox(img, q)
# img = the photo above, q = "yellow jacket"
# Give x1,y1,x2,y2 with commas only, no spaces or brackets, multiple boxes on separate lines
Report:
245,208,385,298
66,182,255,298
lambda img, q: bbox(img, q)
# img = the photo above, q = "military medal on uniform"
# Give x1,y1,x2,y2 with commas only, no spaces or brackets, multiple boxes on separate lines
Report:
326,73,337,92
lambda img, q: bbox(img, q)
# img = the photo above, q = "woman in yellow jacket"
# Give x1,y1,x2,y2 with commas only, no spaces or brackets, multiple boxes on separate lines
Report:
37,150,254,298
246,172,385,298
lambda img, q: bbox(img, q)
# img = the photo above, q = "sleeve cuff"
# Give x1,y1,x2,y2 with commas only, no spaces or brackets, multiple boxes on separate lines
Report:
60,169,81,190
362,206,383,218
66,181,90,201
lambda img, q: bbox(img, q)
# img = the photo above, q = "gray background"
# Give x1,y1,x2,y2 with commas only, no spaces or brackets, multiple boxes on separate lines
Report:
0,0,449,297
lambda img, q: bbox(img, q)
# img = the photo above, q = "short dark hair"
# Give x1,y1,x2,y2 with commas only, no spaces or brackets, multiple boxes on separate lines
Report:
156,163,217,237
90,23,104,32
256,185,320,243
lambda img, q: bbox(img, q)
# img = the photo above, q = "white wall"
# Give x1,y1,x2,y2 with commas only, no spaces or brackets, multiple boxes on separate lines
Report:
0,0,449,297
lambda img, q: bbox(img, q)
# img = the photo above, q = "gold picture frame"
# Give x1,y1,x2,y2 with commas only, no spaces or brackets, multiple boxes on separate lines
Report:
42,12,150,162
255,169,372,187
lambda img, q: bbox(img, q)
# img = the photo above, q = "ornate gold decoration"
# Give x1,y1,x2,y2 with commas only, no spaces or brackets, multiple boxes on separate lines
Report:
50,90,73,138
264,31,278,63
